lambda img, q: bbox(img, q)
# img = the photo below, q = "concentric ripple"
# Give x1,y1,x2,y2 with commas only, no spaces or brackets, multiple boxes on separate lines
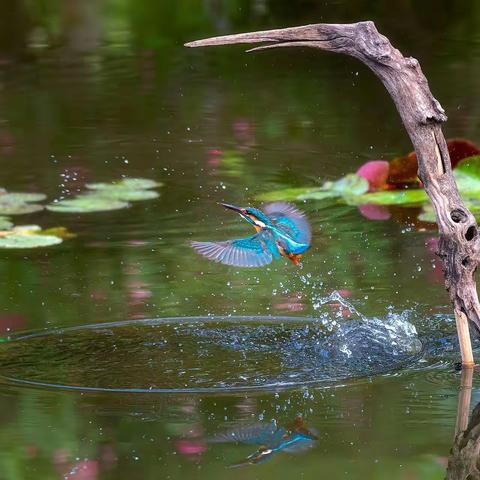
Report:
0,315,423,393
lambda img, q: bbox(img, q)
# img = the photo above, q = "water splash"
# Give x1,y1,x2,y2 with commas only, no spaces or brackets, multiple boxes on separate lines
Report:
0,308,422,393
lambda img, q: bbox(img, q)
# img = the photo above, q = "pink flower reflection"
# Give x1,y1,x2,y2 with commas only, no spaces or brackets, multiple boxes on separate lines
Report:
174,439,207,456
63,460,98,480
273,292,305,312
233,119,255,147
357,204,391,221
327,289,353,318
207,149,223,167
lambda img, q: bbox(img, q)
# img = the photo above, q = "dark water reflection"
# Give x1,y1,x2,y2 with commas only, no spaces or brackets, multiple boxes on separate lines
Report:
1,0,480,479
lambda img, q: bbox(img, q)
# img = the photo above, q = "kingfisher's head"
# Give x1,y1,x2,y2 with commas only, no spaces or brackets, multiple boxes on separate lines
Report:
221,203,271,229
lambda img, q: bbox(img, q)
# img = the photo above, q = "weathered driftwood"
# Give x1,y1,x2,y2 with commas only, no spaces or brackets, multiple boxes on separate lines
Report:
186,21,480,365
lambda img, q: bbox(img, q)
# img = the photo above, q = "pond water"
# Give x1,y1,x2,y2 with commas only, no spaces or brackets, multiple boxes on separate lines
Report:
1,1,480,479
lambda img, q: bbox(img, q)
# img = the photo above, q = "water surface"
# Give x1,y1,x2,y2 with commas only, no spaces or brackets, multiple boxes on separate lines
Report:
1,1,480,479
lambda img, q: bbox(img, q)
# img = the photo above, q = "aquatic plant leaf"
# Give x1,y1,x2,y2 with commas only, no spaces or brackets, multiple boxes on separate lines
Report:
86,178,162,190
351,188,428,205
40,226,76,239
301,174,369,200
0,192,47,202
0,233,62,249
93,189,160,201
47,196,130,213
329,173,370,196
356,160,389,191
418,205,436,223
0,217,12,230
0,202,44,215
256,187,322,201
448,138,480,168
455,155,480,181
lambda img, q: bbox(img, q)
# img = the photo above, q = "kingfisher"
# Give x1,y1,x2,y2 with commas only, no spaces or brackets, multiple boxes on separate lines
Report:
209,417,318,467
191,202,311,267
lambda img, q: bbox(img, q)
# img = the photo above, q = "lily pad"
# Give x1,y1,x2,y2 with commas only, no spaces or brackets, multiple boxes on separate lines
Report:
86,178,162,191
0,192,47,202
296,174,369,200
47,196,130,213
40,226,76,239
93,189,160,202
0,217,12,230
258,174,369,202
0,234,62,249
0,225,66,249
0,202,44,215
351,188,428,206
257,187,322,202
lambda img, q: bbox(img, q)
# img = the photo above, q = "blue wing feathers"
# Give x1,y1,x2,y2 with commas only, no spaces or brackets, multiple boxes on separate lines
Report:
263,202,311,245
192,231,274,267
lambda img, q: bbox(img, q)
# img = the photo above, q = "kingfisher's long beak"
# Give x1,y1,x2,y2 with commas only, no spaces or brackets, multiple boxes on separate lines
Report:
185,23,351,52
220,202,243,213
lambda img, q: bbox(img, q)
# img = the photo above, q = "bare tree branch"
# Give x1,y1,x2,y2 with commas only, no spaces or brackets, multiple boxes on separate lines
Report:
186,21,480,365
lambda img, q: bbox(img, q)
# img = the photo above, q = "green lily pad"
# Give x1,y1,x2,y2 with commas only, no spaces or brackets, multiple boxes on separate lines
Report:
257,187,322,201
0,192,47,202
0,217,12,230
0,202,44,215
258,174,369,202
47,196,130,213
351,188,428,206
418,205,436,223
300,174,369,200
93,189,160,201
0,234,62,249
86,178,162,191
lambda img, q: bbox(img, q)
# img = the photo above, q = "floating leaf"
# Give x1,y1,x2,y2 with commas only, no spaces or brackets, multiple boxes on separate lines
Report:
297,190,338,201
351,188,428,206
418,205,436,223
257,187,322,201
0,217,12,230
0,234,62,249
0,190,46,215
0,225,65,249
0,192,47,202
448,138,480,168
93,189,160,201
40,226,76,239
330,174,369,196
0,202,44,215
455,155,480,182
356,160,389,191
47,196,130,213
300,174,369,200
86,178,162,191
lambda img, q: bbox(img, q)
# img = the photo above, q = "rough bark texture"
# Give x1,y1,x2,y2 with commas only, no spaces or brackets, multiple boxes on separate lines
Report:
186,21,480,362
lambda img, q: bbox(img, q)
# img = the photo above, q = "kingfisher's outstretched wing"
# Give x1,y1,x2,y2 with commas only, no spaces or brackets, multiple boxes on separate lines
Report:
191,231,274,267
209,422,278,445
263,202,311,244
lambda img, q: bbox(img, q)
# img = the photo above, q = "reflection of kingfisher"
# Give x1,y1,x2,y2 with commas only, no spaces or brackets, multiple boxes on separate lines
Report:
210,416,318,467
192,202,311,267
